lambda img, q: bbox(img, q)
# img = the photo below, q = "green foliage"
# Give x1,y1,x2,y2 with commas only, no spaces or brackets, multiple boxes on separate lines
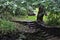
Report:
43,0,60,13
0,19,16,32
0,19,24,40
0,0,60,16
0,1,18,16
26,0,60,14
43,13,60,26
0,1,27,16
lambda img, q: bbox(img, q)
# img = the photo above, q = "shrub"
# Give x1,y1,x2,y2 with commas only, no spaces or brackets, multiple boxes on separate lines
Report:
0,19,16,32
0,19,21,40
43,13,60,26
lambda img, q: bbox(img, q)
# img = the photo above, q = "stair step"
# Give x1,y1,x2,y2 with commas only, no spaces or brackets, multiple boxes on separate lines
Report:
46,35,54,39
28,23,34,25
28,23,34,24
44,33,50,37
29,25,35,26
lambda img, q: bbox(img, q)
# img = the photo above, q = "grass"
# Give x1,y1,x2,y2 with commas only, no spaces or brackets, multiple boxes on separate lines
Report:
43,15,48,24
13,8,38,21
26,16,37,21
14,16,37,21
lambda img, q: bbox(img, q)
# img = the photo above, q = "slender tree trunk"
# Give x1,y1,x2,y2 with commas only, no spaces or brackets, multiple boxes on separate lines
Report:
37,5,45,23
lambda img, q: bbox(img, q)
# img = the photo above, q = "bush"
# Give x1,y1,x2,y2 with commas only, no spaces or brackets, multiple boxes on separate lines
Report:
0,19,16,32
0,13,13,21
43,13,60,26
0,19,20,40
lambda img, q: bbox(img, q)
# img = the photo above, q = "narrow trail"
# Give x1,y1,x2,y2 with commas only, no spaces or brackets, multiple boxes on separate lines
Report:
13,21,60,40
12,5,60,40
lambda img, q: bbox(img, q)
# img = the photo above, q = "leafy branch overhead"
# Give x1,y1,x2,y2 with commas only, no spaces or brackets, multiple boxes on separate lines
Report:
0,1,27,16
0,0,60,16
